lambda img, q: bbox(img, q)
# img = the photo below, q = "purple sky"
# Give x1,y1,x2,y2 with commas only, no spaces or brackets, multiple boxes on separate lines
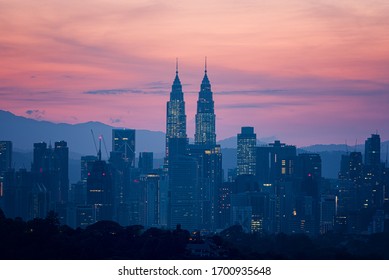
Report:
1,0,389,146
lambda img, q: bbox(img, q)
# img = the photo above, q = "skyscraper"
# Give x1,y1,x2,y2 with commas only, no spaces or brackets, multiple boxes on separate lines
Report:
110,129,136,225
195,58,216,146
138,152,153,174
32,141,69,204
296,153,322,180
87,159,113,222
364,134,384,209
32,142,52,174
365,134,381,167
53,141,69,203
293,153,322,235
256,140,297,183
0,141,12,174
187,144,223,231
140,174,161,227
237,127,257,176
168,155,199,231
165,60,187,160
81,155,98,184
112,128,135,167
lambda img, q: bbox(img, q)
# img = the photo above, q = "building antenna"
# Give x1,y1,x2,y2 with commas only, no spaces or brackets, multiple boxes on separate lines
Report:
205,56,207,73
176,57,178,74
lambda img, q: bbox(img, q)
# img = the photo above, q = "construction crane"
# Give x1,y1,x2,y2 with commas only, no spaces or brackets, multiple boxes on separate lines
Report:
91,129,102,160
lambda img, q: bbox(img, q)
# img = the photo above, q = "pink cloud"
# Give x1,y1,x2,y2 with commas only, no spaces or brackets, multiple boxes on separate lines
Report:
1,0,388,145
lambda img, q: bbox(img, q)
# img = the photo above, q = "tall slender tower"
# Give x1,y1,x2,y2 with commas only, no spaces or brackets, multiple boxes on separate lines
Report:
165,59,187,159
195,58,216,146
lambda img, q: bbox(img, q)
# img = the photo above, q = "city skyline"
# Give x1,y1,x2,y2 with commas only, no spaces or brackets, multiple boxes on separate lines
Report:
1,0,389,146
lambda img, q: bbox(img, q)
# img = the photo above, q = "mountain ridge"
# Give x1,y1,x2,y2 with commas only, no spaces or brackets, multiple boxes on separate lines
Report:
0,109,165,157
2,109,388,182
3,110,387,153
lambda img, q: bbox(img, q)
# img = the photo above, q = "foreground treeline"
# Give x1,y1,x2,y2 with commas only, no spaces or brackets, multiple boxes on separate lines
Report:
1,209,389,259
215,225,389,259
0,209,189,259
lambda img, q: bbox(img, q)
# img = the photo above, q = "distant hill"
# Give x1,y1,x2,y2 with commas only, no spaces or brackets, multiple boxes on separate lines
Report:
0,110,165,158
300,144,362,153
2,110,388,182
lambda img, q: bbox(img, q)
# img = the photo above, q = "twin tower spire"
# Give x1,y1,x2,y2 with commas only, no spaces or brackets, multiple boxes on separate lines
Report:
166,58,216,157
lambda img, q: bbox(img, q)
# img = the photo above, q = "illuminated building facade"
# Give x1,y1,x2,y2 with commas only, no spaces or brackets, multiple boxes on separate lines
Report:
237,127,257,176
194,61,216,146
165,62,187,160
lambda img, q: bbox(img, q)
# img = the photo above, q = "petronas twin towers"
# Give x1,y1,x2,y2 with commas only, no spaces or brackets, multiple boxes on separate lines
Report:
165,59,216,158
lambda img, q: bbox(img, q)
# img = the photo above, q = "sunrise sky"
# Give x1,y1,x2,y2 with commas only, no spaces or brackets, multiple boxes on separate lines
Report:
1,0,388,146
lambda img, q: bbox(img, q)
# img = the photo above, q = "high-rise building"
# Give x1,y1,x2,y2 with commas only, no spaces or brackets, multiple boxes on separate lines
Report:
216,182,233,230
195,59,216,146
139,152,153,174
81,155,98,184
0,141,12,174
364,134,384,209
230,191,272,233
2,168,34,220
237,127,257,176
32,141,69,206
296,153,322,180
292,153,322,236
168,155,199,231
365,134,381,167
256,140,296,183
349,152,363,185
87,159,113,222
112,129,135,167
188,144,223,231
319,194,337,234
337,152,362,215
53,141,69,203
32,142,52,174
110,129,136,225
165,61,187,160
140,174,161,227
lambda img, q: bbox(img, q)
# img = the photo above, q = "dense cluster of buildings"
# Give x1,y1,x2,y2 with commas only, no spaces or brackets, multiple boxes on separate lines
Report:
232,130,389,235
0,63,388,236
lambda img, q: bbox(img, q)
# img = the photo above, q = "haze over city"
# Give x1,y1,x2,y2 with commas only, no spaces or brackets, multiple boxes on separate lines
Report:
1,0,388,146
